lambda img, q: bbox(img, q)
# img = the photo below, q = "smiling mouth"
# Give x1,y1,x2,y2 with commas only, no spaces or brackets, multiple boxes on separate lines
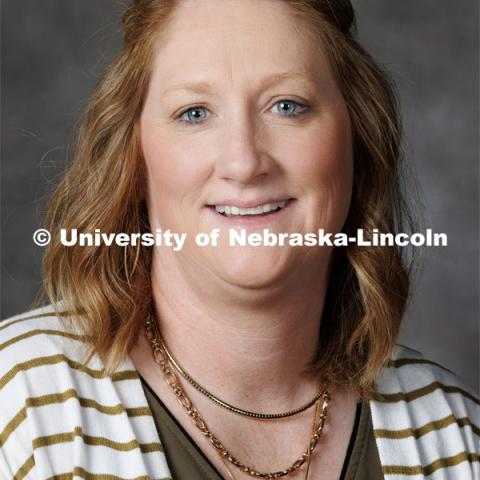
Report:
208,199,293,217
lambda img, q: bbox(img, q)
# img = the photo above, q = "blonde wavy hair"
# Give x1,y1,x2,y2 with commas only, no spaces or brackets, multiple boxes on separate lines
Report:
38,0,419,399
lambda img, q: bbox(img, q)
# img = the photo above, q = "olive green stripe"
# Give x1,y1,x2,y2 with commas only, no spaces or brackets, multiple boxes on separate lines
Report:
45,468,172,480
0,310,74,332
0,354,138,391
14,458,173,480
1,389,152,448
0,329,86,353
382,451,480,475
374,414,480,439
30,389,152,416
0,405,27,448
13,454,35,480
13,455,173,480
32,425,163,453
0,312,52,331
387,357,454,375
373,381,480,406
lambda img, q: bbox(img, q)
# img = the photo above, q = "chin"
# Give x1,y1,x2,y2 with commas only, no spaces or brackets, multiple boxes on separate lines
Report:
211,246,294,290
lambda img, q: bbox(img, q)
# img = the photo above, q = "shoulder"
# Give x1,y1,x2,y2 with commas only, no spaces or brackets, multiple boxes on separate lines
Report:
0,304,95,423
0,303,90,372
369,344,479,479
377,344,478,406
0,303,117,405
0,305,84,477
0,305,150,479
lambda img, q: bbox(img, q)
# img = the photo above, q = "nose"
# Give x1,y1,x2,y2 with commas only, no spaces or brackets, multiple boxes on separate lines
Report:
214,107,271,184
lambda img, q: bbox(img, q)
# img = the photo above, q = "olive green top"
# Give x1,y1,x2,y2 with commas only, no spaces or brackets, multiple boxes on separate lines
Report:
140,376,384,479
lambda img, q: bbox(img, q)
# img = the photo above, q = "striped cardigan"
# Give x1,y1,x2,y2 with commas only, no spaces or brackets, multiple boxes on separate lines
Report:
0,305,478,479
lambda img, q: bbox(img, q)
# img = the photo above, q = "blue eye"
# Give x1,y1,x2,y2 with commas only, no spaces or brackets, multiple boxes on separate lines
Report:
177,99,308,125
274,100,307,116
178,106,209,124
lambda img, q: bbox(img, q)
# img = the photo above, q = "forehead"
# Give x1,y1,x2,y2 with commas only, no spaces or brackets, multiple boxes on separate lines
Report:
149,0,332,89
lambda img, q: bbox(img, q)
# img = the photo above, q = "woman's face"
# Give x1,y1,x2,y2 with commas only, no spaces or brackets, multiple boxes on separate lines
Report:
140,0,353,290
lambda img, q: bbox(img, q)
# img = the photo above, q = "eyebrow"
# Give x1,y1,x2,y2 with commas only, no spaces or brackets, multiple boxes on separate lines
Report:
162,71,315,96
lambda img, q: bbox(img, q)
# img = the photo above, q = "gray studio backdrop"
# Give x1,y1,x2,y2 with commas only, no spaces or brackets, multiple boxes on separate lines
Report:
1,0,479,393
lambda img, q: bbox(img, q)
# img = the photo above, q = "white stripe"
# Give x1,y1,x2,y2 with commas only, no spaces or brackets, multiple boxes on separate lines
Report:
375,422,478,465
1,364,134,431
383,460,479,480
374,362,473,396
32,441,164,479
391,344,424,361
3,400,159,447
370,390,479,433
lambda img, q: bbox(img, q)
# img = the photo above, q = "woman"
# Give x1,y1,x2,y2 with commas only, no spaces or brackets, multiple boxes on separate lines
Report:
0,0,478,479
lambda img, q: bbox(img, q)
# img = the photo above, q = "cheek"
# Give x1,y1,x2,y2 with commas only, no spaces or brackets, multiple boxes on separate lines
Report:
140,126,212,201
287,117,353,193
282,113,353,229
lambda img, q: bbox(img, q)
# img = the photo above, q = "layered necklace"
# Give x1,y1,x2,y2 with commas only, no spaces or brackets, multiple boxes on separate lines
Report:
145,315,330,479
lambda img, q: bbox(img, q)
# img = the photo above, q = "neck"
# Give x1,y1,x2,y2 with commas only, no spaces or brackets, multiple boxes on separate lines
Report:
148,250,332,412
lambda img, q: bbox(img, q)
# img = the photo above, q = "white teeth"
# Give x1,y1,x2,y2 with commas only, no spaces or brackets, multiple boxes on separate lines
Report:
214,200,289,216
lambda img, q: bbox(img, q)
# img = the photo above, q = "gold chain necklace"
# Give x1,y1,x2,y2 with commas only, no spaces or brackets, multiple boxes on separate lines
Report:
145,316,330,479
157,325,325,419
219,397,321,480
